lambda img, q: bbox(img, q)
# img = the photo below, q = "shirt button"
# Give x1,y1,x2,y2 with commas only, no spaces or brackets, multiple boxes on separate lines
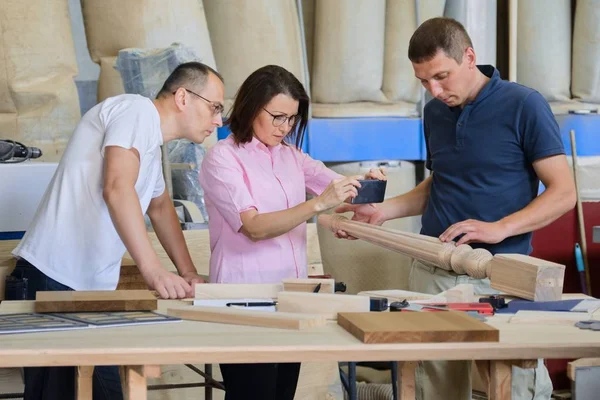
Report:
457,122,463,127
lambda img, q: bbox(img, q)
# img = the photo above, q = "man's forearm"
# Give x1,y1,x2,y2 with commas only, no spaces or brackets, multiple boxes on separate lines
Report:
148,195,197,276
499,184,576,237
104,187,162,276
379,175,432,222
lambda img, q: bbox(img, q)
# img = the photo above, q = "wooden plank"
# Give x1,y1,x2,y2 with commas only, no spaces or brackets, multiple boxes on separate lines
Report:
568,358,600,381
337,311,499,344
76,366,94,400
490,254,565,301
168,305,327,330
282,278,334,294
276,292,370,320
508,311,588,326
194,283,282,299
35,290,157,313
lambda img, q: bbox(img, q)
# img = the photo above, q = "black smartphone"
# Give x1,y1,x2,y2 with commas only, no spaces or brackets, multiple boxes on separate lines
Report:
351,179,387,204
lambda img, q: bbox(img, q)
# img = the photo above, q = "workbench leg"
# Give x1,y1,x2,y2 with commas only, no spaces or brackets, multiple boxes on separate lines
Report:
489,360,537,400
398,361,417,400
123,366,148,400
76,366,94,400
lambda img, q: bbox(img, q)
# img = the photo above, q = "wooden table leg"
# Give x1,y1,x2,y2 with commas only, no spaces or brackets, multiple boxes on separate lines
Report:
123,366,148,400
398,361,417,400
76,366,94,400
489,360,537,400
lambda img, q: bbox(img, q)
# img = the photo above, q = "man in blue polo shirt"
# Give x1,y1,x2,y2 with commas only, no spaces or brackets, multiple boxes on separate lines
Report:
336,17,576,400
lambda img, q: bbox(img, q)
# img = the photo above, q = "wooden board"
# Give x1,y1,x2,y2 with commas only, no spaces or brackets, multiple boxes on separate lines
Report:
276,292,370,320
282,278,335,294
337,311,499,344
167,306,327,330
34,290,158,313
194,283,282,299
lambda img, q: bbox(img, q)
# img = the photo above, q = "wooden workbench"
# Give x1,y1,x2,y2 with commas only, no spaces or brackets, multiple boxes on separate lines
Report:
1,299,599,400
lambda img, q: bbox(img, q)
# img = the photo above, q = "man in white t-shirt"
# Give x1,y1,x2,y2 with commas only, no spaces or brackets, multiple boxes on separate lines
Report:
11,62,224,400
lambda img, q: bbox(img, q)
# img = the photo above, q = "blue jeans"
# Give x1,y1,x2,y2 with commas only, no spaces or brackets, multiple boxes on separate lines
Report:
10,259,124,400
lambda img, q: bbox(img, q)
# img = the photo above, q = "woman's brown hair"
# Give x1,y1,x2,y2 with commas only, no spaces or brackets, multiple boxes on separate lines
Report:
227,65,309,149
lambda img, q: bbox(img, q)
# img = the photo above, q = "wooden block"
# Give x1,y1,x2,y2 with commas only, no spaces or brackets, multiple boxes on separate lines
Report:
568,358,600,381
282,278,334,294
168,305,327,330
194,283,282,299
337,311,499,344
508,311,587,326
276,292,370,320
34,290,157,313
490,254,565,301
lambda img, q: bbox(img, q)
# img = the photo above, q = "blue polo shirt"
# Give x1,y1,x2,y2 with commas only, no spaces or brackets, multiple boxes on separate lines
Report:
421,65,565,255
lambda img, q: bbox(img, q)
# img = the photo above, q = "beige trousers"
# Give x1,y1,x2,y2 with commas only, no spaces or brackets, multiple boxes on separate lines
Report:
408,260,553,400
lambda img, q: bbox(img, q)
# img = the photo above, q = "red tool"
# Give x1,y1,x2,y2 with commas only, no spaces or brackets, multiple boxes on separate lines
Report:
420,303,494,315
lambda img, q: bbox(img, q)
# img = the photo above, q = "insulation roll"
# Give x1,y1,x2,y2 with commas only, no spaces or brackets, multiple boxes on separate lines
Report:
572,0,600,104
97,57,124,103
81,0,216,69
0,0,81,162
444,0,496,66
204,0,307,102
317,161,419,294
517,0,571,101
312,0,387,103
383,0,446,103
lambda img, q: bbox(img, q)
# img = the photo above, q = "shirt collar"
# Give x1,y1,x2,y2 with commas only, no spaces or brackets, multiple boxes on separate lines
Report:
471,65,501,105
241,135,283,154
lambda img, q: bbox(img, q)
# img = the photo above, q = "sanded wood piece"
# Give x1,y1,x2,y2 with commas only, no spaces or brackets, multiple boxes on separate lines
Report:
194,283,282,299
508,311,588,326
276,292,370,320
319,215,565,301
282,278,334,293
34,290,157,313
337,311,499,344
489,254,565,301
168,305,327,330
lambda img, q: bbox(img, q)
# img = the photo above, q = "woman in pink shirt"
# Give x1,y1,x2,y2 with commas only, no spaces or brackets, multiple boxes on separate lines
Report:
199,65,384,400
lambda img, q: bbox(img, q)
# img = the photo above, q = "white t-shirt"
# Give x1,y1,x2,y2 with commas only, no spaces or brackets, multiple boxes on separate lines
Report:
13,94,165,290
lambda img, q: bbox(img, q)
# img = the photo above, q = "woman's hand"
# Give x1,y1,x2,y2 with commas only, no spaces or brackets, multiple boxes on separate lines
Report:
364,167,387,181
314,175,362,212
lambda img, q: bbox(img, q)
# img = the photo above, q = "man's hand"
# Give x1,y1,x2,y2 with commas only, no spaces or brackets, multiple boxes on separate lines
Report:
439,219,509,246
142,267,193,299
333,203,387,239
181,271,206,287
364,167,387,181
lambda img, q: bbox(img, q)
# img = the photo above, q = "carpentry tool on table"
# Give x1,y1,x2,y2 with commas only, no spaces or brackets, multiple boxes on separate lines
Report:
479,295,507,311
309,275,347,292
389,299,494,315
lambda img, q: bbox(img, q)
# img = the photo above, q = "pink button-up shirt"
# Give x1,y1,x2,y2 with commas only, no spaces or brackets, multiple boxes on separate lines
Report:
199,135,341,284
